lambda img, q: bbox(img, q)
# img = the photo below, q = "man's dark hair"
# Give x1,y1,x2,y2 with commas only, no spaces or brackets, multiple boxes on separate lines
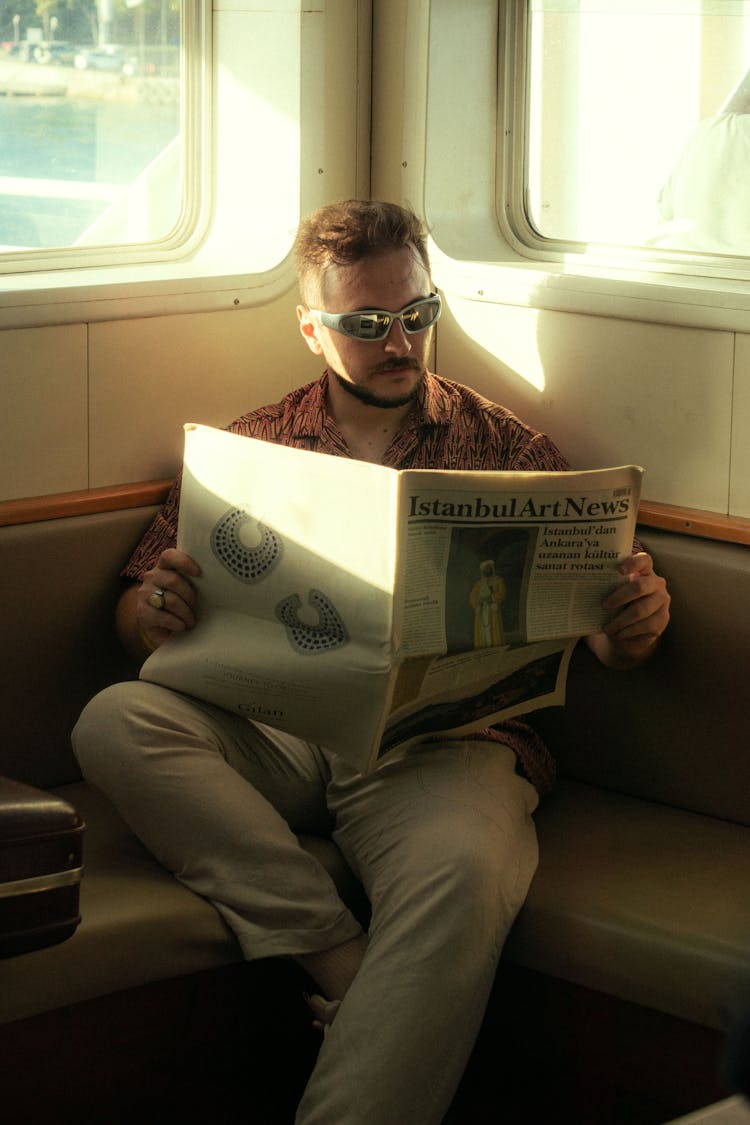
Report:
294,199,431,305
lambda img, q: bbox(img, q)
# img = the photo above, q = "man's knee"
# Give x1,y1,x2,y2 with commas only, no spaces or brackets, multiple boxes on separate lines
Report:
442,816,537,914
72,681,159,781
370,807,537,947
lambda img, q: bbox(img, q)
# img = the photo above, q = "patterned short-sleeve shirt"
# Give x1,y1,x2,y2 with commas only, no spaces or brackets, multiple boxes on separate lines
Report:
124,370,572,794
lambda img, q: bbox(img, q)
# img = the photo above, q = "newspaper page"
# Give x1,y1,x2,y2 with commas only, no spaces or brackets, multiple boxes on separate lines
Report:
141,425,642,774
140,424,400,766
378,464,641,761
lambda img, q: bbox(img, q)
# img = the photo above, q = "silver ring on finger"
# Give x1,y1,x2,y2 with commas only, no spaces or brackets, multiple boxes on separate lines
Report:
148,586,167,611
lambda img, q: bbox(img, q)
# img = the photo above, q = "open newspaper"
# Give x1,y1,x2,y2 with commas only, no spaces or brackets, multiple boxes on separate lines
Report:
141,424,642,773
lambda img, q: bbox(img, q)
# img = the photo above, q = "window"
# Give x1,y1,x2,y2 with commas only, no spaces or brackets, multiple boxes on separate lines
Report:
0,2,373,328
520,0,750,260
0,0,205,272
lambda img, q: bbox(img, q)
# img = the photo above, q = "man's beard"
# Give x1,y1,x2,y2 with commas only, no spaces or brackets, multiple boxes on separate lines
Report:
331,362,425,410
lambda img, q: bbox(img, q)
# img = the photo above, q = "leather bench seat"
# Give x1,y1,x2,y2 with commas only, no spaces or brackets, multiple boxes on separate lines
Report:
0,508,748,1125
510,779,750,1032
0,780,367,1025
3,774,747,1034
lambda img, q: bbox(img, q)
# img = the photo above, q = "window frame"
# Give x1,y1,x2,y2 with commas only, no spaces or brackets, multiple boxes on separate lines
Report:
417,0,750,335
0,0,372,333
0,1,211,279
498,0,750,287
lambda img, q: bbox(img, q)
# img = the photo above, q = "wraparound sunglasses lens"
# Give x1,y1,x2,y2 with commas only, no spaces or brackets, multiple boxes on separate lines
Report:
312,294,442,340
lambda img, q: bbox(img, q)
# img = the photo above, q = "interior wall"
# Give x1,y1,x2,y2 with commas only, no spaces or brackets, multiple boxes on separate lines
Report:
2,0,748,520
435,301,735,512
732,333,750,517
2,324,89,501
0,0,370,505
88,299,322,488
371,0,750,520
0,295,322,502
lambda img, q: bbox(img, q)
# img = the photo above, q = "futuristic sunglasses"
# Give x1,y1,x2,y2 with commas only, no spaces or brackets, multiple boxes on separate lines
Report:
310,292,442,341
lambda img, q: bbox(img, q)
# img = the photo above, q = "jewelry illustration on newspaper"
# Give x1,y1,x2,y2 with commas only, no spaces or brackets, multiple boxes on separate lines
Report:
275,590,349,655
210,508,283,582
210,507,349,655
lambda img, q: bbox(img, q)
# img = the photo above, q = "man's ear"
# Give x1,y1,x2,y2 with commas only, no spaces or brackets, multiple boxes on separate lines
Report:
297,305,324,355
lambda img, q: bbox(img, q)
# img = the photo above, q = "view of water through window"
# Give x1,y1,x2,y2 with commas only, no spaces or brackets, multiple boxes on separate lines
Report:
0,2,181,253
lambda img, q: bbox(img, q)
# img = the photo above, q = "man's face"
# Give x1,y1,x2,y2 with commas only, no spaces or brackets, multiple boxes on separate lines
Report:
297,246,435,409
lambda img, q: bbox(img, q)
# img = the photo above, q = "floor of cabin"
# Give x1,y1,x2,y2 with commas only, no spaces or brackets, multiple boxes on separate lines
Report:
2,963,727,1125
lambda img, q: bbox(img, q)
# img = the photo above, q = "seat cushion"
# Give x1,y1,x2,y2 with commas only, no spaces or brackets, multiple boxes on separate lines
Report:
507,779,750,1030
4,777,748,1034
0,781,366,1025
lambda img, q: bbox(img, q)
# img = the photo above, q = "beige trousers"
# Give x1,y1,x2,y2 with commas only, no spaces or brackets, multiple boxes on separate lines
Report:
73,680,539,1125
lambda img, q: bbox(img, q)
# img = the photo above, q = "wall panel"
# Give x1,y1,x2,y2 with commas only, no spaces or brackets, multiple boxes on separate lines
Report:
731,334,750,519
0,325,88,501
88,296,322,487
436,299,733,512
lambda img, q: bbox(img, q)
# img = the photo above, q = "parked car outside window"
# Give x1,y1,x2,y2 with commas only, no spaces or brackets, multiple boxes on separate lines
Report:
74,45,138,77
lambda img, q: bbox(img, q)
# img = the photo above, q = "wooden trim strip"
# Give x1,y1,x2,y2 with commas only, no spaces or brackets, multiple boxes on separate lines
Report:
1,485,748,546
638,500,750,546
0,480,173,528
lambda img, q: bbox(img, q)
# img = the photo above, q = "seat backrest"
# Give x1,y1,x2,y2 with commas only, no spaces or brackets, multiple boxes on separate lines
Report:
0,507,153,788
531,527,750,826
3,512,748,825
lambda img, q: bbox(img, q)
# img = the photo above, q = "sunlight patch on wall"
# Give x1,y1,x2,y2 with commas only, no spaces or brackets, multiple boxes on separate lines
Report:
211,8,301,275
441,296,547,392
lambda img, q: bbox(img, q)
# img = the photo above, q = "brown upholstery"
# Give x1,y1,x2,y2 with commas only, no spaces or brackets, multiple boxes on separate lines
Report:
0,781,366,1024
0,508,152,788
511,780,750,1030
0,509,748,1045
533,528,750,826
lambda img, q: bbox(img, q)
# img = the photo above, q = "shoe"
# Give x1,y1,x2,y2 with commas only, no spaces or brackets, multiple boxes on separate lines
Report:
304,992,341,1034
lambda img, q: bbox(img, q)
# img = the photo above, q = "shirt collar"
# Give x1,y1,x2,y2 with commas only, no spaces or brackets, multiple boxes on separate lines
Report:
416,370,453,427
289,369,452,442
288,375,330,440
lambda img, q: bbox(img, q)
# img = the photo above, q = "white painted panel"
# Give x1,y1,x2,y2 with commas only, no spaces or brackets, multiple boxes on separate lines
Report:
0,325,87,501
211,6,300,275
371,0,429,206
731,334,750,518
437,299,733,512
88,297,321,486
214,0,298,10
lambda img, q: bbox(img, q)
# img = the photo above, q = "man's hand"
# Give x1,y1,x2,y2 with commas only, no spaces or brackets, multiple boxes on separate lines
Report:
586,552,670,670
117,549,202,661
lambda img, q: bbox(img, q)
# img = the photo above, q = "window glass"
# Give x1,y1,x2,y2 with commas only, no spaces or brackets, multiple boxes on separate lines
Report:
0,0,183,257
525,0,750,256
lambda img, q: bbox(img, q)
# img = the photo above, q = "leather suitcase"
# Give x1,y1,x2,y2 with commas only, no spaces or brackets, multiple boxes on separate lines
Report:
0,776,84,958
